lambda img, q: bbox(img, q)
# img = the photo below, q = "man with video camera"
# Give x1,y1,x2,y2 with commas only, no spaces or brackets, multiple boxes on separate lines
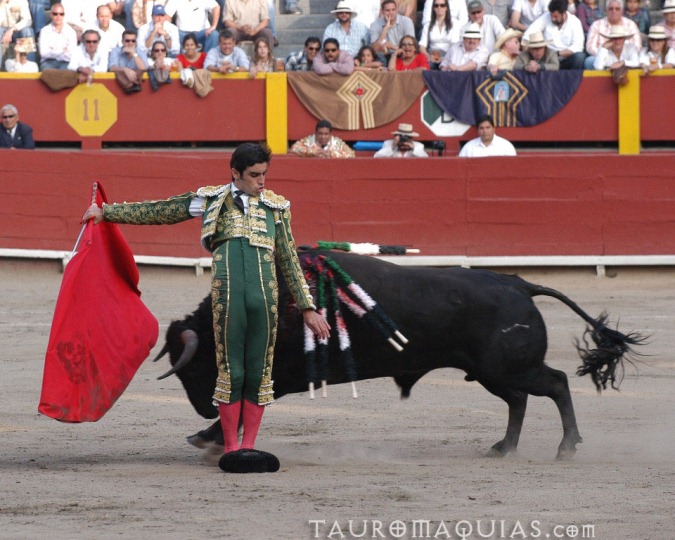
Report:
374,123,429,158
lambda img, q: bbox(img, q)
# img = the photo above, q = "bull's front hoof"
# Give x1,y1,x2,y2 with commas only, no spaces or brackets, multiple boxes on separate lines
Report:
218,449,280,473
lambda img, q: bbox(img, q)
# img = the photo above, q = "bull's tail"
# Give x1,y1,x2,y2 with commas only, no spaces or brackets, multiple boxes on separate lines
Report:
527,283,646,392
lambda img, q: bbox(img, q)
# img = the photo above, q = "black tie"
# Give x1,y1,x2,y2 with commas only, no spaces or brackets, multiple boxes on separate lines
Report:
233,190,245,213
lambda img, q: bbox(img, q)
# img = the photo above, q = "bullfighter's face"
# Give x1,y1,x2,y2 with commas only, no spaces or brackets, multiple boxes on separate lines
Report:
232,162,268,196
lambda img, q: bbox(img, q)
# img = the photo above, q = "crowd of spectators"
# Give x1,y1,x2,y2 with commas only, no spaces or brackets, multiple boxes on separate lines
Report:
1,0,672,76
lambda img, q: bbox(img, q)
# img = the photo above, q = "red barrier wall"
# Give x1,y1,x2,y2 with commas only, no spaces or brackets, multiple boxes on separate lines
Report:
2,150,673,257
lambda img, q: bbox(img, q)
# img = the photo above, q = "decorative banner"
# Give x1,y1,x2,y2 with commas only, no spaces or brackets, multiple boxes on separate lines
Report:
422,70,583,127
39,183,158,422
288,71,425,130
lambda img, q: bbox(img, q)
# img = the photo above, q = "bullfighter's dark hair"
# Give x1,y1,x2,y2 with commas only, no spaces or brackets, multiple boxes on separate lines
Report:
230,142,272,175
548,0,568,15
476,114,495,128
316,119,333,132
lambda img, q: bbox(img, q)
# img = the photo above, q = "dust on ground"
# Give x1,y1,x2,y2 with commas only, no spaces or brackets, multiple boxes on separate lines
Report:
0,260,673,540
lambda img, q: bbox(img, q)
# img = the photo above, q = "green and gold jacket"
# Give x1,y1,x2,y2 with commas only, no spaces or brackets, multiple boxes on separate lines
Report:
103,184,315,310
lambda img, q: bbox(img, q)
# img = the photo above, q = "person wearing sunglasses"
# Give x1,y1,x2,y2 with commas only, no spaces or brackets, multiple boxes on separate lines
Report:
389,35,429,70
284,36,321,71
419,1,461,68
38,3,78,70
312,37,354,75
68,29,109,83
421,0,468,30
109,29,148,93
0,104,34,150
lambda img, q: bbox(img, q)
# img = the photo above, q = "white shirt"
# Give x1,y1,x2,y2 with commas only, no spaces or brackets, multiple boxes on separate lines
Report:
374,140,429,158
4,58,39,72
137,20,180,57
62,0,105,30
165,0,219,32
459,134,517,157
421,0,469,29
419,21,461,53
93,19,125,57
511,0,548,26
585,17,641,57
638,46,675,68
440,42,489,69
460,15,505,54
522,12,584,54
38,23,79,62
351,0,380,29
67,43,109,71
593,42,640,70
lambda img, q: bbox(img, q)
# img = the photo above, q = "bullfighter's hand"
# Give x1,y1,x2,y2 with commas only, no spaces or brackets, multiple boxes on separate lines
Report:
303,309,331,340
82,203,103,224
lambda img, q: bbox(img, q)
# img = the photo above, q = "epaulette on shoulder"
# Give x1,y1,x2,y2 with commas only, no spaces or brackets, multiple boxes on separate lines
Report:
197,185,229,198
260,189,290,210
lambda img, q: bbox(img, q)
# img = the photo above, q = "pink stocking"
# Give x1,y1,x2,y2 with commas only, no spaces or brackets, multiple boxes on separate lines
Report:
240,399,265,450
218,401,242,453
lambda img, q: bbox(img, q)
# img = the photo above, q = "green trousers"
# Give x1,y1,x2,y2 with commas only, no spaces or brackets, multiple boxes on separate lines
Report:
211,238,278,405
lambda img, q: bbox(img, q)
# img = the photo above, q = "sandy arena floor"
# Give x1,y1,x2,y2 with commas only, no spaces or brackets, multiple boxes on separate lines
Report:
0,259,673,540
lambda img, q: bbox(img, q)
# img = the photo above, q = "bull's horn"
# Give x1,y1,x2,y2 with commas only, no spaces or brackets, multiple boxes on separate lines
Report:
152,342,170,362
156,329,199,380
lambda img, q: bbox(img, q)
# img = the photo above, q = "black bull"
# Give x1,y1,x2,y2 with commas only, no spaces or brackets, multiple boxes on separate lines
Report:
155,250,643,460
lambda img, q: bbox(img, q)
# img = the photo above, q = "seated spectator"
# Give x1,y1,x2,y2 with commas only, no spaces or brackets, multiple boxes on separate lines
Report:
138,5,179,59
388,35,430,70
440,23,489,71
369,0,415,58
487,27,522,72
285,36,321,71
177,32,206,69
419,0,460,68
479,0,510,28
0,0,36,61
584,0,641,69
639,25,674,72
624,0,650,39
458,114,516,157
93,5,125,58
592,25,640,83
38,3,77,70
312,38,354,75
0,104,34,149
664,0,675,49
353,44,385,71
223,0,274,50
509,0,548,32
462,0,506,54
522,0,586,70
513,30,560,71
576,0,604,36
4,41,38,71
204,29,250,73
68,29,109,83
249,36,275,76
374,123,429,158
130,0,166,30
164,0,220,55
147,39,175,89
323,1,370,58
291,120,355,158
109,29,147,93
421,0,468,31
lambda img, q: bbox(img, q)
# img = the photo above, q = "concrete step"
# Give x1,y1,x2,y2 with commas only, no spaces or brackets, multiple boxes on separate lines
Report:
274,0,336,58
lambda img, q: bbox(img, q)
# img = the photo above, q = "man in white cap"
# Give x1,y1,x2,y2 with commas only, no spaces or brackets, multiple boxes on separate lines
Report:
323,1,370,57
459,114,516,158
514,31,559,71
584,0,641,69
462,0,505,54
440,22,489,70
487,27,522,72
662,0,675,49
592,25,640,83
374,123,428,158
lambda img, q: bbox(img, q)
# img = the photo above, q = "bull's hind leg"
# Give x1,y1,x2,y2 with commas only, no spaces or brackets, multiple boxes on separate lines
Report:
478,380,528,457
515,365,583,460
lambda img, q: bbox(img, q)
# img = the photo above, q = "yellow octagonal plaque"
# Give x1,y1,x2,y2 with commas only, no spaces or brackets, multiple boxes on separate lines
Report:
65,83,118,137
